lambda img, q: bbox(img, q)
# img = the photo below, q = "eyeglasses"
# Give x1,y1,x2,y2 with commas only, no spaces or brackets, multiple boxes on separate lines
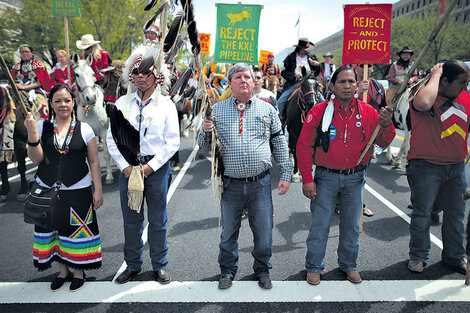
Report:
131,68,152,76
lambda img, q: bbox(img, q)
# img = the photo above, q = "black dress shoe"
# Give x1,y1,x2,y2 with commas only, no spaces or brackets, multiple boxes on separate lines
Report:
257,274,272,289
70,272,86,291
154,269,172,284
218,274,233,289
443,262,467,275
51,271,73,291
116,268,142,284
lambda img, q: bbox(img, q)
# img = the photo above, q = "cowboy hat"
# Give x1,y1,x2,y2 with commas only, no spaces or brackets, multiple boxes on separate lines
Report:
76,34,101,50
398,46,414,56
294,38,314,50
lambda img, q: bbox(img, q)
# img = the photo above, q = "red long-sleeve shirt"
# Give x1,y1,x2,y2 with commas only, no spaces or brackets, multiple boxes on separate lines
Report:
296,98,396,184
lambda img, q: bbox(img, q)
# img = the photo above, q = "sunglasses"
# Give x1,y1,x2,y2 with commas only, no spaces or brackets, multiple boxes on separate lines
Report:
358,64,373,68
131,68,152,76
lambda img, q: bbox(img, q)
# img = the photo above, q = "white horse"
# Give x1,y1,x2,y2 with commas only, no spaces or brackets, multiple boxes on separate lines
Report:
72,53,114,184
385,87,412,169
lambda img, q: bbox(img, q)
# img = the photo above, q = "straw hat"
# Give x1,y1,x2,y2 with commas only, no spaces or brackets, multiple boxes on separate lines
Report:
76,34,101,50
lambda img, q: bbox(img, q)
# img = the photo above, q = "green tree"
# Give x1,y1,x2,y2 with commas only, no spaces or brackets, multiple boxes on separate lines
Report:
0,0,162,67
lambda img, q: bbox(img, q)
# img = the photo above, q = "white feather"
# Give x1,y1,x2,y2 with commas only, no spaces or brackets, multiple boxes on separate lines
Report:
322,100,334,132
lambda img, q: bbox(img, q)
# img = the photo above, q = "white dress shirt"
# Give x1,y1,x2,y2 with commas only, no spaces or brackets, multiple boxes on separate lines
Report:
106,90,180,172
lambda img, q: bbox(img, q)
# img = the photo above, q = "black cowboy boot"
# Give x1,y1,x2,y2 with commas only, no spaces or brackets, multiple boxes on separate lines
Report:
0,161,9,202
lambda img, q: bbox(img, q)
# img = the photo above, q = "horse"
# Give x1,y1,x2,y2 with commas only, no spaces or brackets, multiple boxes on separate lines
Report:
265,75,279,95
283,70,322,182
102,59,127,105
385,87,411,168
71,53,114,185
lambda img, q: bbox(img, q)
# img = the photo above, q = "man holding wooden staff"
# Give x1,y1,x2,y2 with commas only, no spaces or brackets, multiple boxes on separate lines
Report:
407,60,470,274
296,66,395,285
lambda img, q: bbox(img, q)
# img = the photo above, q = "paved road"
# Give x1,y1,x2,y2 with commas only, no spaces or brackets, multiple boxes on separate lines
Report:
0,132,469,313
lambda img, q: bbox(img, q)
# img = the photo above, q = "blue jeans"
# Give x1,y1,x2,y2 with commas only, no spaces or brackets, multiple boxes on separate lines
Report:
119,161,171,271
219,174,273,278
407,159,467,266
277,85,296,121
305,166,365,273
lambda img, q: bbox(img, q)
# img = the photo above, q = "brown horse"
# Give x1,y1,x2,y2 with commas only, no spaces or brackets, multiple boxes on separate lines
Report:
283,70,322,182
265,75,279,94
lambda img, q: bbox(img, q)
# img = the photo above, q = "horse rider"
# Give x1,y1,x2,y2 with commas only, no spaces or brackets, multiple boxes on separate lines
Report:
278,38,321,123
321,52,336,84
296,66,395,285
385,46,418,103
406,60,470,275
9,44,52,201
49,49,74,88
260,53,280,90
107,42,179,285
202,59,227,96
76,34,112,85
355,63,389,217
198,63,292,290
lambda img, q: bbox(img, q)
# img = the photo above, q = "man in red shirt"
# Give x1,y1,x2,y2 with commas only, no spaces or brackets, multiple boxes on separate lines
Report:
407,60,470,275
296,66,395,285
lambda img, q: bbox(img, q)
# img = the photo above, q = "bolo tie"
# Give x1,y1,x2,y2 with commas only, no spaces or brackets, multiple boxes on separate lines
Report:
236,100,249,135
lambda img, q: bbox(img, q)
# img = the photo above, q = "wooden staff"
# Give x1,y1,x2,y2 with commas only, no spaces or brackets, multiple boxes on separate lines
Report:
0,53,29,116
64,17,71,85
356,0,459,166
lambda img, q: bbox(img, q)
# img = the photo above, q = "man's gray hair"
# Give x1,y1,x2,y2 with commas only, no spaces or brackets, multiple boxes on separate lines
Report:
226,63,254,82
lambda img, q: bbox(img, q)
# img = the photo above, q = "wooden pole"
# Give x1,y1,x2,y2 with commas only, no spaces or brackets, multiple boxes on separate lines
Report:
64,17,71,86
362,64,369,102
356,0,459,166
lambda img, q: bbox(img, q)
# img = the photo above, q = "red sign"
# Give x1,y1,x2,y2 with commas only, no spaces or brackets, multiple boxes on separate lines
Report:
199,33,211,55
342,4,392,64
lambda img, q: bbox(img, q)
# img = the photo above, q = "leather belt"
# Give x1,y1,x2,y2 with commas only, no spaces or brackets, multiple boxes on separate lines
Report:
139,155,154,164
318,164,367,175
224,170,269,182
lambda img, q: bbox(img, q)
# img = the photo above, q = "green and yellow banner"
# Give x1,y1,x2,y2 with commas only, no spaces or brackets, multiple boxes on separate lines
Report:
214,3,262,65
52,0,80,17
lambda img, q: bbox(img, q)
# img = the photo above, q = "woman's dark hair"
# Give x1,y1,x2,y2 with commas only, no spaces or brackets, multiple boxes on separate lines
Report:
441,60,469,83
330,66,357,85
48,84,77,120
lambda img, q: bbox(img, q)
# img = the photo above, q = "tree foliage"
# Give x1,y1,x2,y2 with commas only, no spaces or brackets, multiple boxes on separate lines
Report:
0,0,162,67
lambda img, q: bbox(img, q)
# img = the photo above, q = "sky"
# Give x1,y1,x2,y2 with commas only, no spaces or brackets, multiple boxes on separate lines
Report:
191,0,399,55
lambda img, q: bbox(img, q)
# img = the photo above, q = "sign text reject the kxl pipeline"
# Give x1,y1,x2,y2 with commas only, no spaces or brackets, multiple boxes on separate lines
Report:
214,4,262,65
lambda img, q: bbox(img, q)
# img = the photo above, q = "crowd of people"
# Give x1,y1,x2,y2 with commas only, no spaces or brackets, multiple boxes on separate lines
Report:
2,31,469,292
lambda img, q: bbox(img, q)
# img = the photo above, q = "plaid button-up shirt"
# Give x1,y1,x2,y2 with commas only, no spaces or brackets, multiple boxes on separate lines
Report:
198,96,292,182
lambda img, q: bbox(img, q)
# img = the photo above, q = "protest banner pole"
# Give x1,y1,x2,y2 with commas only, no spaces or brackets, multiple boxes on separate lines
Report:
64,16,71,85
356,0,459,166
362,64,369,102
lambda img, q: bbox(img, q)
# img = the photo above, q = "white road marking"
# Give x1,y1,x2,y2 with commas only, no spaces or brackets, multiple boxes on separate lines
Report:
0,280,469,303
112,145,200,282
365,184,444,249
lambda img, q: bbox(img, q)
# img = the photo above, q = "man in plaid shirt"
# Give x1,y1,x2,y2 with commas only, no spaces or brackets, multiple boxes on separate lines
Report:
198,63,292,290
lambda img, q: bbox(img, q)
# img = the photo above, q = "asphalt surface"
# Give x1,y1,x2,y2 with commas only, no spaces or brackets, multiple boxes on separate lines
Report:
0,130,469,313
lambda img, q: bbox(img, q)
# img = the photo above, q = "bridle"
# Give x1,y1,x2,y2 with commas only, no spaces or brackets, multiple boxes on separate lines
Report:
297,76,318,123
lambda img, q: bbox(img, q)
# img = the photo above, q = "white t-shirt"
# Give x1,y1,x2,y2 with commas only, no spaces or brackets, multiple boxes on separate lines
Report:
295,55,311,75
36,120,96,190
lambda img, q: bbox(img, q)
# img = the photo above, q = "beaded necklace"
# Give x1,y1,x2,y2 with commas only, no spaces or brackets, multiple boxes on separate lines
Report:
53,116,76,154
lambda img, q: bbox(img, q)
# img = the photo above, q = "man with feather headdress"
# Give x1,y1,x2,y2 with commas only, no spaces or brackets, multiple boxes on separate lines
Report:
106,41,180,284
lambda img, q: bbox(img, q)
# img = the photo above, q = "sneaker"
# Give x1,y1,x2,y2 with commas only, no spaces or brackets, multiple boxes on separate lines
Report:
408,259,425,273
